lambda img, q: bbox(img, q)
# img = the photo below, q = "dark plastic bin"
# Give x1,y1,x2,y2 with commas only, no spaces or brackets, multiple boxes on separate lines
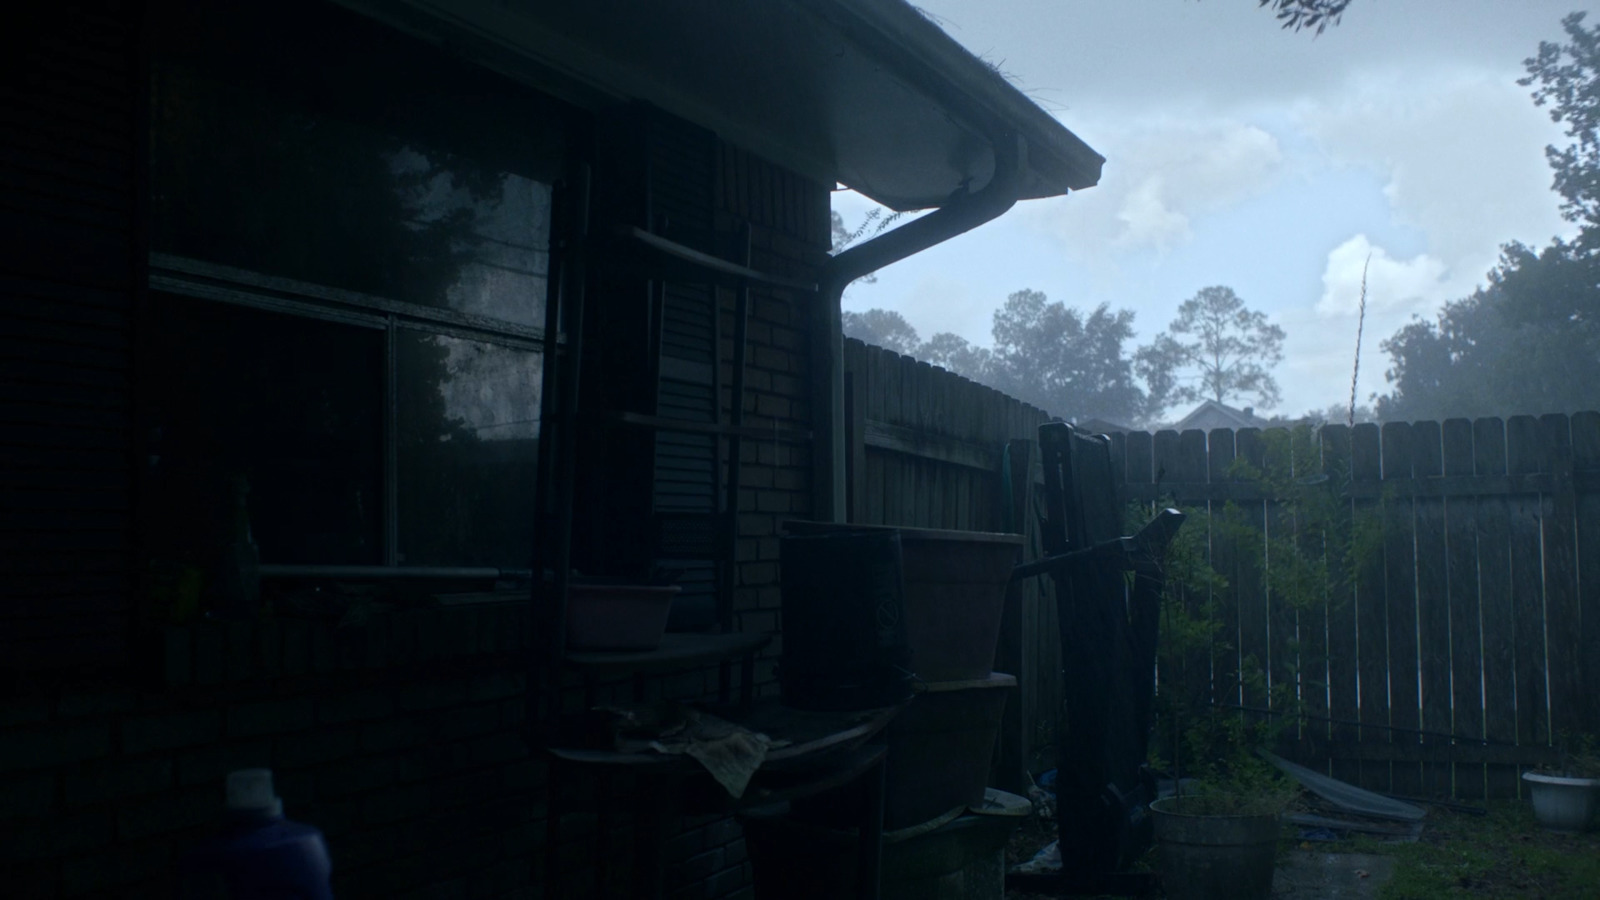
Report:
778,529,915,710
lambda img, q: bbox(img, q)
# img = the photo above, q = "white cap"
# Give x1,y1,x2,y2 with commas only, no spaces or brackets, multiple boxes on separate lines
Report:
226,768,284,817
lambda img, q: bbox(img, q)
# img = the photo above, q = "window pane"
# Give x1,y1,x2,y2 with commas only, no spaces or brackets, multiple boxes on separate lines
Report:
397,332,542,568
143,294,384,566
149,0,560,329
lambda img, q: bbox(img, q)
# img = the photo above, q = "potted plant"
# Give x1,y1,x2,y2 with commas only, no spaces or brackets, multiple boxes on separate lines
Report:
1147,699,1298,900
1141,489,1302,900
1523,733,1600,832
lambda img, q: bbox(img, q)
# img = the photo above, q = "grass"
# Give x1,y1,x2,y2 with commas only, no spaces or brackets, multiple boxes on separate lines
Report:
1319,801,1600,900
1005,798,1600,899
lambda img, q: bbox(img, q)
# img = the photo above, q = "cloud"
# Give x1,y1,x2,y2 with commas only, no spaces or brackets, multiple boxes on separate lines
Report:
1315,235,1449,318
1296,68,1570,276
1030,120,1285,255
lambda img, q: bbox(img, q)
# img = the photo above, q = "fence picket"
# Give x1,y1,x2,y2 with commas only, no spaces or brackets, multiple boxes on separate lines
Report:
1382,422,1421,796
1126,430,1153,488
1351,422,1390,792
1506,416,1549,765
1412,420,1452,798
1208,429,1240,712
1293,426,1329,763
1538,414,1579,749
1571,412,1600,741
865,346,884,525
1264,429,1298,750
1172,430,1210,702
1475,417,1518,798
1442,419,1484,799
1321,425,1360,786
1235,428,1270,714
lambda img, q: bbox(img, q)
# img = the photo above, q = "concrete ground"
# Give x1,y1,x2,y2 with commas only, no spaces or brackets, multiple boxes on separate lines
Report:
1271,851,1395,898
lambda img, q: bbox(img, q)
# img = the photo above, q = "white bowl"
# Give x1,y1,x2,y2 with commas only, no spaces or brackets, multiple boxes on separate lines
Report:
1522,771,1600,832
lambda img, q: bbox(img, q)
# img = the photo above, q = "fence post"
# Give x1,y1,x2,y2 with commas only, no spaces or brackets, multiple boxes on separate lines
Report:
995,438,1037,794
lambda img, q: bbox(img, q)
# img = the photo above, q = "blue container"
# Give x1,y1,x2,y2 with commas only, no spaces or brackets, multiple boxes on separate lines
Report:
178,769,333,899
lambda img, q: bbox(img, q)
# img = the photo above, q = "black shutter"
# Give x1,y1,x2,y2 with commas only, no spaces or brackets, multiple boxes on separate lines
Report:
646,114,721,631
0,3,140,670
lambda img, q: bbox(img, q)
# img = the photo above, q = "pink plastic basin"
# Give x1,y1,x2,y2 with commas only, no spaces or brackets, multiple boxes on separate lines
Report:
564,584,680,650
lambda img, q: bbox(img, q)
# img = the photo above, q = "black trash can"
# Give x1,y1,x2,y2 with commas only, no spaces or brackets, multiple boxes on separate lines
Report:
778,529,915,710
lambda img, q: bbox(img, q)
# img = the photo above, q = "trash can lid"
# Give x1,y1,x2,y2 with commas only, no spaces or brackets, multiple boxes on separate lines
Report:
969,788,1032,817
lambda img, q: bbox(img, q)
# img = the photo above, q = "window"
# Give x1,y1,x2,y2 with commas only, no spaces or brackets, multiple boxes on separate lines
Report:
144,0,568,570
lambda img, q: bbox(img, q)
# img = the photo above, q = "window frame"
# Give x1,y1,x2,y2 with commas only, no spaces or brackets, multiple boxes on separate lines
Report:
147,251,558,571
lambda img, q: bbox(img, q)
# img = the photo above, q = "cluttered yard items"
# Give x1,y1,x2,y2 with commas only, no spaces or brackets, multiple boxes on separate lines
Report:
1008,422,1186,896
756,523,1035,899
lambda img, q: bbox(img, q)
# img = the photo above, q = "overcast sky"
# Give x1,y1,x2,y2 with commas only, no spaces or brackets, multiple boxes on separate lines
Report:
835,0,1595,420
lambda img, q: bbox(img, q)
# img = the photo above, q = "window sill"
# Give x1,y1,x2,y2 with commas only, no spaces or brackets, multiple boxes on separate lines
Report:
158,600,534,688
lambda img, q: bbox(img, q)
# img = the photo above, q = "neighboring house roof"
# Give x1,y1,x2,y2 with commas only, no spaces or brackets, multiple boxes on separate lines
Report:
336,0,1103,210
1172,400,1270,433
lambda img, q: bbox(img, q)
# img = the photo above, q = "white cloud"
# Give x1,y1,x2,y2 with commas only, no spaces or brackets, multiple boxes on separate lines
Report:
1031,120,1285,255
1315,235,1450,318
1297,68,1570,278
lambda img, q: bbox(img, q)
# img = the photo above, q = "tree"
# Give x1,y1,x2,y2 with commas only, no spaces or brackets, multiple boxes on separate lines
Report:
841,308,921,355
1377,241,1600,420
918,331,994,383
1521,12,1600,247
1256,0,1351,35
987,289,1150,424
1137,286,1285,417
1375,14,1600,420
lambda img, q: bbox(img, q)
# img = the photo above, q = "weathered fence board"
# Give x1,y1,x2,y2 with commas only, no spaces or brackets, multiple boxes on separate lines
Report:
1412,420,1452,799
1506,415,1549,770
1474,416,1520,798
1321,424,1361,787
1351,423,1391,793
1235,428,1270,713
1539,414,1579,748
1382,421,1421,795
1294,426,1330,753
1208,429,1241,711
1574,412,1600,739
1442,418,1485,799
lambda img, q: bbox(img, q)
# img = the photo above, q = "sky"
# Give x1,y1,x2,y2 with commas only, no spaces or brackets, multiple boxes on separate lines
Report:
834,0,1595,420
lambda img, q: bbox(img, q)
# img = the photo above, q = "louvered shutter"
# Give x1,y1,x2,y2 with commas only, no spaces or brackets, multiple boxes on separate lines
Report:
646,114,721,631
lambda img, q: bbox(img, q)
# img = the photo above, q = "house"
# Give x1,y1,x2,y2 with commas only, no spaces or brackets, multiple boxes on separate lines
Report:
1170,399,1271,433
2,1,1101,896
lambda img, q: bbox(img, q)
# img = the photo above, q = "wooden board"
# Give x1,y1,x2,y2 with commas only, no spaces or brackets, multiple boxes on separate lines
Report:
1351,423,1390,793
1442,418,1484,799
1293,426,1329,757
1537,414,1579,747
1208,429,1240,710
1506,416,1548,764
1321,424,1360,787
1410,420,1451,798
1573,412,1600,742
1474,417,1518,799
1381,422,1420,795
1235,428,1270,712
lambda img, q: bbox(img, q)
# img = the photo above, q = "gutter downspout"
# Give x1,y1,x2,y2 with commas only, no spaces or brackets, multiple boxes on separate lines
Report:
812,133,1027,522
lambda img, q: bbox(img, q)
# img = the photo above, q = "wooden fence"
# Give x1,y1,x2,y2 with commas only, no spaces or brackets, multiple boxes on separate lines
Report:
840,339,1057,790
1113,415,1600,800
842,338,1600,800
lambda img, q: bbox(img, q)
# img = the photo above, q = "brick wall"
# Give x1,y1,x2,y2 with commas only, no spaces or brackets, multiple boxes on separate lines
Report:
716,142,832,698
